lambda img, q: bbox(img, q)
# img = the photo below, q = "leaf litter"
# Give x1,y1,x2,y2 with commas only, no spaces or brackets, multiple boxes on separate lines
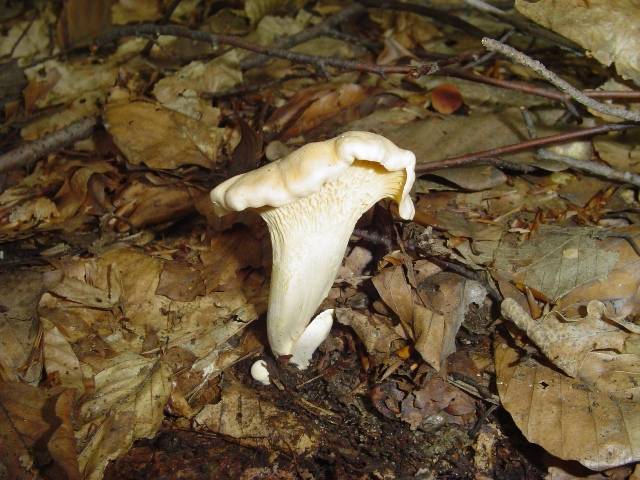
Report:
2,0,640,479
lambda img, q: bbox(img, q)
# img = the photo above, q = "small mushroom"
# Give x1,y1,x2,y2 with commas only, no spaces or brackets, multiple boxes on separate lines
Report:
211,131,416,367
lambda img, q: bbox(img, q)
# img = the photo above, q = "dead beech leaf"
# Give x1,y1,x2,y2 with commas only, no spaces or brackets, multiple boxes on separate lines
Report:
495,337,640,471
152,52,242,114
413,273,486,371
245,0,289,24
501,298,629,378
493,226,619,302
431,83,464,115
156,261,206,302
0,268,44,383
111,180,206,232
43,323,85,391
0,382,81,480
104,101,229,169
266,84,369,139
335,308,405,364
111,0,161,24
77,353,172,480
515,0,640,85
372,265,414,334
195,380,320,455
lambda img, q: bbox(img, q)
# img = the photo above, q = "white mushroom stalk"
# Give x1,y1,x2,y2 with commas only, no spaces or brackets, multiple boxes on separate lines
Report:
211,132,416,367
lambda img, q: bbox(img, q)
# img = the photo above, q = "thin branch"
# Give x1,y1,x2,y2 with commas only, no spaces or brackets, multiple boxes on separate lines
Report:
415,123,638,174
482,38,640,123
95,23,419,76
140,0,183,56
536,149,640,188
0,117,97,173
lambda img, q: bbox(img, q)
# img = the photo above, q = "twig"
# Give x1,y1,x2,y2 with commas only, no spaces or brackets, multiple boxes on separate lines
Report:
0,117,97,173
96,24,424,76
140,0,183,56
240,3,366,70
482,38,640,123
414,123,638,174
536,149,640,188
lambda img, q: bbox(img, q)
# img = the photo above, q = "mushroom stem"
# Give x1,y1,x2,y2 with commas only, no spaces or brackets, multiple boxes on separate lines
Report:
260,161,406,358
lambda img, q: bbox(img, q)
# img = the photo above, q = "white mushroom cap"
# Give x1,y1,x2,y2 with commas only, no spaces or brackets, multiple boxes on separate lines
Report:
211,131,415,219
210,131,416,366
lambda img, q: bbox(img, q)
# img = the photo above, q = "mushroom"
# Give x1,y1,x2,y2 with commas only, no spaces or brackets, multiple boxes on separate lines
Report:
211,131,416,368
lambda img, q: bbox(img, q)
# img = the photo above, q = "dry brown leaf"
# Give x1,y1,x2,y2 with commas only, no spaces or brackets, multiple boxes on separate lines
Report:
38,247,264,368
495,337,640,471
413,273,486,371
245,0,290,25
77,353,172,480
111,179,205,232
372,265,414,333
195,380,320,455
516,0,640,86
152,52,242,115
501,298,629,378
266,83,369,139
493,226,619,302
0,269,43,383
111,0,161,24
104,101,229,169
43,323,85,391
0,382,80,480
335,308,405,364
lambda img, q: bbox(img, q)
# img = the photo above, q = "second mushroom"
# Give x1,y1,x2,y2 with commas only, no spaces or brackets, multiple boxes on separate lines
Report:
210,131,416,370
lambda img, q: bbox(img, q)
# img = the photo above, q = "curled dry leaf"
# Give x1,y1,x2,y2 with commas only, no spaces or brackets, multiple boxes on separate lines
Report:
265,83,369,139
335,308,405,364
104,101,230,170
495,337,640,471
371,264,414,335
111,179,206,232
195,380,320,455
414,273,486,371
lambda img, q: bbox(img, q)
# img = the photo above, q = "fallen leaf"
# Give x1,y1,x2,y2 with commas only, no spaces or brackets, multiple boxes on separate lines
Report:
335,308,405,364
104,101,230,169
77,353,172,480
516,0,640,85
495,337,640,471
372,265,414,334
0,382,80,480
195,380,320,454
413,273,486,371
